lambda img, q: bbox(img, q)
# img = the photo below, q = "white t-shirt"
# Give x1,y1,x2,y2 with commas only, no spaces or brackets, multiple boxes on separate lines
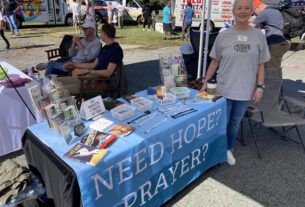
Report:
70,2,80,16
209,27,270,101
0,11,3,21
113,14,118,23
117,4,124,16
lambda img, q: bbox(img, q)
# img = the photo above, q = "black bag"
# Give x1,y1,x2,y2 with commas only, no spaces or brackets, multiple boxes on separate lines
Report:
268,4,305,39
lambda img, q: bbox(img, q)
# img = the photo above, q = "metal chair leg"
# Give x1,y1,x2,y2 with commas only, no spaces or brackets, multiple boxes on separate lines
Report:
295,126,305,152
248,120,262,159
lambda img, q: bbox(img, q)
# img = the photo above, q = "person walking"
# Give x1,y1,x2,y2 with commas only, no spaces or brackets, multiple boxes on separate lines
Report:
0,2,10,49
80,1,87,22
181,2,194,41
107,1,113,24
70,0,81,34
117,0,124,29
162,1,173,40
142,1,152,31
250,0,290,72
200,0,270,165
4,0,19,36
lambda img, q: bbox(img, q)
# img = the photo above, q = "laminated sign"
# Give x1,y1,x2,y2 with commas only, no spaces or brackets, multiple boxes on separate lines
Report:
80,96,106,120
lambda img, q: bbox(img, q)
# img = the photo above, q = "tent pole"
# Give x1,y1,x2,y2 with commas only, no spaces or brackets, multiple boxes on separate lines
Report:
0,64,36,121
202,0,212,79
197,0,207,80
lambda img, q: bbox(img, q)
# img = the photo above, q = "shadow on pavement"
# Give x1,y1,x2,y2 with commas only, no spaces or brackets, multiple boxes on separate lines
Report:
125,59,161,94
11,44,55,50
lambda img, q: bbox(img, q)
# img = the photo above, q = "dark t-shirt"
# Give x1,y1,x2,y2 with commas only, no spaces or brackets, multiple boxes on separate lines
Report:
95,42,123,70
4,1,18,15
142,5,152,18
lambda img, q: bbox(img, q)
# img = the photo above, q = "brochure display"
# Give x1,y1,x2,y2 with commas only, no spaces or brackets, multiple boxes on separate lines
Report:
25,75,81,138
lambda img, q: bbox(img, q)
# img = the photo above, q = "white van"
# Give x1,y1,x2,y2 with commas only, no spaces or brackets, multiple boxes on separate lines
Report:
103,0,143,23
171,0,235,31
15,0,73,28
171,0,304,31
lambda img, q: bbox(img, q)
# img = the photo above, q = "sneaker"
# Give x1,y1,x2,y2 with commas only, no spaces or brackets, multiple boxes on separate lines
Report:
143,28,145,31
16,33,19,36
148,29,151,31
163,37,166,40
226,150,236,165
35,63,49,71
10,32,14,35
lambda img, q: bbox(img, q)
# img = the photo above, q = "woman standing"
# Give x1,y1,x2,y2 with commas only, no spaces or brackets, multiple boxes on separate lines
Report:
201,0,270,165
4,0,19,36
0,2,10,49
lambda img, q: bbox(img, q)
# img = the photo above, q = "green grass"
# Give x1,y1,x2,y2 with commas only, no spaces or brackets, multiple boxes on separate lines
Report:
114,25,183,49
21,22,183,49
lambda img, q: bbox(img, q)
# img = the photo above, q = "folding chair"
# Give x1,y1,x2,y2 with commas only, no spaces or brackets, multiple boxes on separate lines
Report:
45,35,73,62
243,68,305,159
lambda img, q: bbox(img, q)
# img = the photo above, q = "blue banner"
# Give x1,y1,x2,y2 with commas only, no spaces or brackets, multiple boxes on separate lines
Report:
28,89,227,207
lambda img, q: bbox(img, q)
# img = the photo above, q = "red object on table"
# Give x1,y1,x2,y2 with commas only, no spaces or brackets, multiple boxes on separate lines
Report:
100,135,117,149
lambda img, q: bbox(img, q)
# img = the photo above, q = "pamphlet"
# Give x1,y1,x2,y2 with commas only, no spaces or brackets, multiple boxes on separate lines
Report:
109,124,135,137
196,91,223,102
89,118,114,132
64,143,107,166
81,130,112,148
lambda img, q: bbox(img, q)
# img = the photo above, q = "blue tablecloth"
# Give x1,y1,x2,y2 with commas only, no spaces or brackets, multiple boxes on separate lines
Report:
28,89,227,207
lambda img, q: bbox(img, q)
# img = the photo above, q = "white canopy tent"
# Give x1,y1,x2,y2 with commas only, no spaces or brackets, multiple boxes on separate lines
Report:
197,0,214,81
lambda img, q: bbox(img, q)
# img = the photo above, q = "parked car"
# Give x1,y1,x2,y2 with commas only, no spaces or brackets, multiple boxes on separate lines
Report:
93,0,108,23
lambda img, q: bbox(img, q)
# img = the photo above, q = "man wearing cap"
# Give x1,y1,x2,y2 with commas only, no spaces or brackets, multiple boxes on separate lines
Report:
250,0,290,70
45,19,101,76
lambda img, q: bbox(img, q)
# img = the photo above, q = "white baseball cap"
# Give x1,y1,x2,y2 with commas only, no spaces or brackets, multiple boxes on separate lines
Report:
82,18,95,29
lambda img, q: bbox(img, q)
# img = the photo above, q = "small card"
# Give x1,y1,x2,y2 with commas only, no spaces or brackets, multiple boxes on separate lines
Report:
80,96,106,120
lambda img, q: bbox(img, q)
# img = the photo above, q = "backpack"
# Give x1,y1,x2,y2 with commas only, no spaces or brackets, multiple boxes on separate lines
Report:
268,2,305,39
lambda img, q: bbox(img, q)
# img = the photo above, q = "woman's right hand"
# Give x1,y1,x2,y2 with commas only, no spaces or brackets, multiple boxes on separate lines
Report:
200,81,207,92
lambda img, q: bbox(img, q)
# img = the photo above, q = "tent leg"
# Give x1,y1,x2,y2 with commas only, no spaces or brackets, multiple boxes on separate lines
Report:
248,120,262,159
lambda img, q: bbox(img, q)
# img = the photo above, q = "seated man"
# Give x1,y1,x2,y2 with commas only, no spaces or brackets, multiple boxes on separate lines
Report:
45,19,101,76
63,23,123,78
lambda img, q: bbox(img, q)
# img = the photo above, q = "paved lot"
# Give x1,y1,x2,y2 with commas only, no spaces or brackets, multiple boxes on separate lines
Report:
1,26,305,207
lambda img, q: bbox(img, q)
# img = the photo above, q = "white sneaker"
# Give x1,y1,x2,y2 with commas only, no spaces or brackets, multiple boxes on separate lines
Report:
226,150,236,165
143,28,145,31
148,29,151,31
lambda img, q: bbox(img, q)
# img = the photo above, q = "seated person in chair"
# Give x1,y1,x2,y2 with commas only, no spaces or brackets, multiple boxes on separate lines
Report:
45,19,101,76
63,23,123,78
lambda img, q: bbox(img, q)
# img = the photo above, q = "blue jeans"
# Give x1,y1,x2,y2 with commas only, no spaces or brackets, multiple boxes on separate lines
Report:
45,60,71,76
226,99,250,150
7,14,19,34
